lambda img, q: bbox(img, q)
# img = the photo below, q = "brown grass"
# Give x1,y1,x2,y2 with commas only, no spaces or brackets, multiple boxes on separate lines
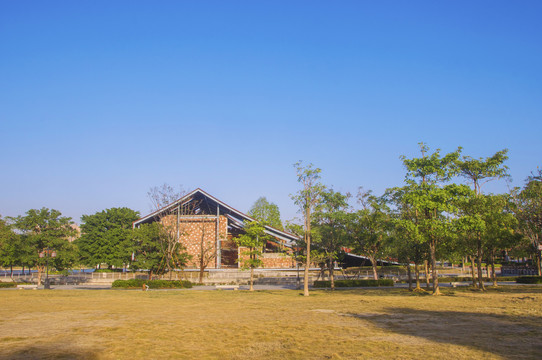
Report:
0,286,541,359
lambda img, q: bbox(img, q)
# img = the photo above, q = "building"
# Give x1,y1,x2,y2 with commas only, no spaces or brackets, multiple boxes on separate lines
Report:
132,188,300,269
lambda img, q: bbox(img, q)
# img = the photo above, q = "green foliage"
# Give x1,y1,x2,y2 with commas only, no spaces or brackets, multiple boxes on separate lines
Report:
248,197,283,230
11,208,78,271
234,221,272,270
312,189,350,265
111,279,193,289
130,223,163,275
0,282,17,288
516,276,542,284
313,279,394,288
76,207,140,268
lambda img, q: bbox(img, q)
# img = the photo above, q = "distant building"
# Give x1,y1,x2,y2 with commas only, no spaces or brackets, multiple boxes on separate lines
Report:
133,188,300,269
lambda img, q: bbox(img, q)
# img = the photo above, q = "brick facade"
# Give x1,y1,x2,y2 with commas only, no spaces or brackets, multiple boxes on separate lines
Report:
162,214,296,269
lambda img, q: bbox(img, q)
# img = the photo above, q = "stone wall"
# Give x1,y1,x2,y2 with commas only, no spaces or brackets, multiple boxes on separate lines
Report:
238,247,296,269
163,215,227,269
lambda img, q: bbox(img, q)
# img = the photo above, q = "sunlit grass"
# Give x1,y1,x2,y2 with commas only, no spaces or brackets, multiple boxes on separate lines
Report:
0,286,540,359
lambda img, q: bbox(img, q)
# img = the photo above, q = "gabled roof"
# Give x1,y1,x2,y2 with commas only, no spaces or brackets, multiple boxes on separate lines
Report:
133,188,300,246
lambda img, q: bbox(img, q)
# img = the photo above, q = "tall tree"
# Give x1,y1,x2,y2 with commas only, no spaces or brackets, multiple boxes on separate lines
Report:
291,161,325,297
248,197,283,230
513,169,542,275
12,208,77,285
0,216,21,278
400,143,466,295
457,149,509,290
345,190,392,281
313,189,350,290
234,220,272,291
77,207,140,269
131,223,163,279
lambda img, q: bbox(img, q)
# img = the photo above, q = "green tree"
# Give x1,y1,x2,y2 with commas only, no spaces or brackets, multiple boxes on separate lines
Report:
0,216,21,277
76,207,140,269
131,223,163,279
291,161,325,297
386,188,429,291
234,220,272,291
400,143,468,295
483,194,520,285
345,190,392,281
12,208,77,285
313,189,350,290
513,169,542,275
248,197,283,230
457,149,509,290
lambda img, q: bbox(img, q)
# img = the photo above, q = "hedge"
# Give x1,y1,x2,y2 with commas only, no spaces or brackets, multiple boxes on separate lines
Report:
516,276,542,284
112,279,193,289
0,282,17,288
313,279,394,288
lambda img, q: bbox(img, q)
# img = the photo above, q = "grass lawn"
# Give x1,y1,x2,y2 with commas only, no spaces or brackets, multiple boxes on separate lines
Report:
0,286,541,359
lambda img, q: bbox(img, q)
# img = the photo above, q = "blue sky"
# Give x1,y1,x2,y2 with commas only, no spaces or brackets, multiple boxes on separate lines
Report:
1,1,541,224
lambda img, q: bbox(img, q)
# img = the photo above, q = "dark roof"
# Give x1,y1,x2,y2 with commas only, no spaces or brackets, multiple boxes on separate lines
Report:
133,188,300,246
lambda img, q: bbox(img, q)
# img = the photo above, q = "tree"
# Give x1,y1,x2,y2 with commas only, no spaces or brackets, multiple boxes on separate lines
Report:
482,194,520,286
131,223,163,279
400,143,467,295
312,189,350,289
0,216,21,278
146,184,195,279
345,190,392,281
248,197,283,230
513,169,542,275
387,187,430,291
12,208,77,285
234,220,272,291
147,183,185,210
291,161,325,297
77,207,140,269
457,149,509,290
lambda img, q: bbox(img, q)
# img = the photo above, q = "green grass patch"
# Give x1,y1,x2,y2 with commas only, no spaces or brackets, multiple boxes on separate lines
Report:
516,276,542,284
112,279,193,289
313,279,394,288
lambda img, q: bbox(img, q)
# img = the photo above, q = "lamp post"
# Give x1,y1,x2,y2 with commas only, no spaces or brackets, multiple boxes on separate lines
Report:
39,248,57,289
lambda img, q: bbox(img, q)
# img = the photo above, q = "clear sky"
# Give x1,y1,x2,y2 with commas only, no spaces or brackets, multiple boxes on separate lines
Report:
1,1,541,224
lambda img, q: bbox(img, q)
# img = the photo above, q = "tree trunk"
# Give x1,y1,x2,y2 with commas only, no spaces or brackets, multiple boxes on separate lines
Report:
477,238,485,291
424,260,430,288
370,256,378,280
199,266,205,284
250,266,254,291
406,264,413,291
37,265,44,286
430,239,440,295
414,263,421,290
462,257,466,273
470,256,477,287
329,258,335,290
537,248,542,276
491,251,497,287
304,208,311,297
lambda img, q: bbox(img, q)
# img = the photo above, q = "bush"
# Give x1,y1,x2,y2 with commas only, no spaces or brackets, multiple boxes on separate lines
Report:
0,282,17,288
313,279,394,288
112,279,193,289
516,276,542,284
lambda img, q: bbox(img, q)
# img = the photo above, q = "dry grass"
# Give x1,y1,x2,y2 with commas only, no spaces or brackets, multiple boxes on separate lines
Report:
0,286,541,359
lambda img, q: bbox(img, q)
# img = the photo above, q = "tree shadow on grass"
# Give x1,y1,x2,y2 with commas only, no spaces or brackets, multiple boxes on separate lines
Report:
0,343,100,360
352,307,542,359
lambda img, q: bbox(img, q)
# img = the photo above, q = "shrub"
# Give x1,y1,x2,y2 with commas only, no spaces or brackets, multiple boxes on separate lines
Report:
112,279,193,289
313,279,394,288
0,282,17,288
516,276,542,284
